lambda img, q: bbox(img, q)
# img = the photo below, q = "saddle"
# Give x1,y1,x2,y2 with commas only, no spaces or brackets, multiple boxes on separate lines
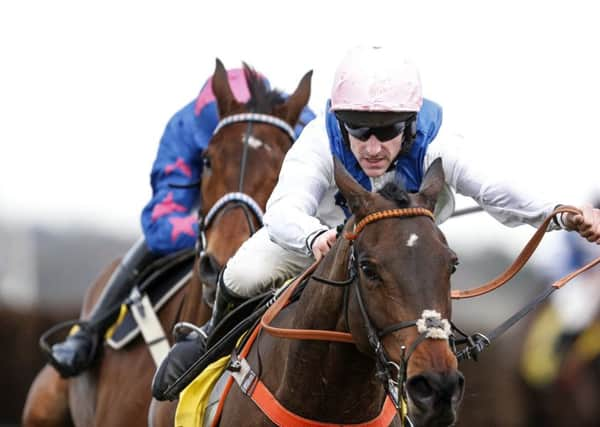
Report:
175,353,233,427
39,248,197,369
174,277,311,427
107,249,196,350
155,276,310,402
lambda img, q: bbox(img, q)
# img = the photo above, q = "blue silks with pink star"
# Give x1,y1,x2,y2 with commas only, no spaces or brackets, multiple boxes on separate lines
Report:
140,69,314,254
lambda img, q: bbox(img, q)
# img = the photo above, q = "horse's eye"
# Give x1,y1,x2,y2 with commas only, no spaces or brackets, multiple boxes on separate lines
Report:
203,156,212,171
450,260,459,275
359,262,381,282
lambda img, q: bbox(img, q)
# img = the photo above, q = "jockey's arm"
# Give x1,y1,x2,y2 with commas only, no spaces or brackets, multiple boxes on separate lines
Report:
425,127,600,243
141,102,204,254
263,115,334,256
425,127,556,228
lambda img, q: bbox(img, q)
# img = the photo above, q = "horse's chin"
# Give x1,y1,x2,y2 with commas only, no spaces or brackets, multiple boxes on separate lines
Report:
407,399,458,427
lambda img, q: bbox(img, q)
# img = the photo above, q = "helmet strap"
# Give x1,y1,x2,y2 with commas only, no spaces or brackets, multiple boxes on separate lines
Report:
398,117,417,156
337,118,352,147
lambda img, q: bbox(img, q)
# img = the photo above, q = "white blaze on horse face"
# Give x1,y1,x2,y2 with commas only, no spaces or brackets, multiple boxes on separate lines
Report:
244,135,271,151
406,233,419,247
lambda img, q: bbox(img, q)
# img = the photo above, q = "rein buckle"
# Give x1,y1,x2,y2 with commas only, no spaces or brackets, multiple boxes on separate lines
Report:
228,356,257,396
454,332,490,361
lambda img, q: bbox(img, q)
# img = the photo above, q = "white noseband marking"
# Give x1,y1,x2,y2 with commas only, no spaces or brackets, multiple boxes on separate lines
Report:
406,233,419,247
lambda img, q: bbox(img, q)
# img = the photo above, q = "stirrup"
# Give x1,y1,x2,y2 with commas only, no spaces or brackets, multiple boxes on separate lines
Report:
172,321,208,342
40,319,85,361
40,319,98,377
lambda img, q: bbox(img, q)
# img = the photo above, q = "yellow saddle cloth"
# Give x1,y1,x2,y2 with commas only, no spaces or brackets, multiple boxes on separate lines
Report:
174,278,297,427
175,355,230,427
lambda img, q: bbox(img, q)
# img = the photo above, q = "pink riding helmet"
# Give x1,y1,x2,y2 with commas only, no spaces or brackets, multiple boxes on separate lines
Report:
330,45,423,113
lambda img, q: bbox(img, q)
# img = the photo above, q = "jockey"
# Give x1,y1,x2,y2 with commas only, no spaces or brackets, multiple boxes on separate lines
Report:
154,45,600,390
47,67,316,378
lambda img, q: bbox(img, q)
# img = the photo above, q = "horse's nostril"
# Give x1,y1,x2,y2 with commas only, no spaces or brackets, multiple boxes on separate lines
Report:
407,375,434,402
407,371,465,411
454,372,466,403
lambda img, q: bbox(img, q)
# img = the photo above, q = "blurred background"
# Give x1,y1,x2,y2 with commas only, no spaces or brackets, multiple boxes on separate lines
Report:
2,0,600,425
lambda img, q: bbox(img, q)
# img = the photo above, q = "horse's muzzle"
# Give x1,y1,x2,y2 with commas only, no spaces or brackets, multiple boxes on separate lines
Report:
406,370,465,426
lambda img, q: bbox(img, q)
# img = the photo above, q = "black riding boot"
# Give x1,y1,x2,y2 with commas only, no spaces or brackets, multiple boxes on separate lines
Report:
152,271,246,400
48,238,156,378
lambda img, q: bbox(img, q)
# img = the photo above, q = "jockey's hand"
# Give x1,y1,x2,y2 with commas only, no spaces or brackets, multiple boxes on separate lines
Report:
563,204,600,243
311,229,338,260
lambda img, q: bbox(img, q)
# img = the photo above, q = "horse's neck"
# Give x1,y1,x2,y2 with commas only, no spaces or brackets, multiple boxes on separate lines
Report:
292,235,351,331
181,263,212,326
267,237,387,420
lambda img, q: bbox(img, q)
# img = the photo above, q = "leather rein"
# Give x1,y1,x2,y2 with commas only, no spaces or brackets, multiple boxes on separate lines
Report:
450,205,598,298
450,205,600,360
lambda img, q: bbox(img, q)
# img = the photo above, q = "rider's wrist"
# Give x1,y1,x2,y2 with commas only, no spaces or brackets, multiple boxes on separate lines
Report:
306,228,328,255
548,204,567,231
557,212,569,230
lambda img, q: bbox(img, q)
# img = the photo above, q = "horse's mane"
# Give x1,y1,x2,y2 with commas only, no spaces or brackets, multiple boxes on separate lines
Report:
242,62,286,114
378,182,411,208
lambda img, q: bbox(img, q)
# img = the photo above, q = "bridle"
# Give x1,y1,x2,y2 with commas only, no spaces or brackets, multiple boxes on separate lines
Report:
315,207,451,426
218,206,600,427
448,205,600,361
195,192,264,259
170,111,295,321
262,207,453,427
194,112,296,260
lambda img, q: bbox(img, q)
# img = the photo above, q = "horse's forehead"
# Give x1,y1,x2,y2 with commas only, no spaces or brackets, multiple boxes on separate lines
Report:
405,233,419,247
360,215,442,255
211,124,284,153
215,132,268,151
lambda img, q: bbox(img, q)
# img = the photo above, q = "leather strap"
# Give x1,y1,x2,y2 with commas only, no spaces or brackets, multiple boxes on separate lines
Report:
451,206,587,299
250,378,397,427
260,260,354,343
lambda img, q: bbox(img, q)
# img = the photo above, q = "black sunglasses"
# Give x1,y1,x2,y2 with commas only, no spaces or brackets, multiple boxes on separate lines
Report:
343,121,406,142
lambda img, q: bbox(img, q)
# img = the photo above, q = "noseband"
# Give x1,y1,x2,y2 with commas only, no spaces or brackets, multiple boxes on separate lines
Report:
196,192,264,259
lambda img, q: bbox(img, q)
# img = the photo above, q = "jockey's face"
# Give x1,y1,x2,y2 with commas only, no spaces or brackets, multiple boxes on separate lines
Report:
349,132,403,177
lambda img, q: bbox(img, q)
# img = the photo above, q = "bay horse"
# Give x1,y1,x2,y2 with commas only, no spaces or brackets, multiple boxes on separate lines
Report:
206,158,464,427
22,58,312,427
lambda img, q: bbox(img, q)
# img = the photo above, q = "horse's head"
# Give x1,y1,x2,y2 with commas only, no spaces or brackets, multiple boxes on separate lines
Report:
334,157,464,426
197,59,311,287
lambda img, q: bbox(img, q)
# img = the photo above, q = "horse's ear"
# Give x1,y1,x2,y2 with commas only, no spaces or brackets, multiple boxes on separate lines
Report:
211,58,242,118
418,157,445,211
274,70,312,127
334,156,371,216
